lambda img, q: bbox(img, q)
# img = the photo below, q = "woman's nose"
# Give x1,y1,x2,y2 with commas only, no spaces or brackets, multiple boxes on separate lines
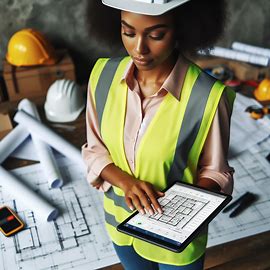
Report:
135,36,149,55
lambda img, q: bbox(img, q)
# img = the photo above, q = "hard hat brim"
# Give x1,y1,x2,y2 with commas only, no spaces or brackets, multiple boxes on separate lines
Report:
6,52,59,67
102,0,190,15
45,103,85,123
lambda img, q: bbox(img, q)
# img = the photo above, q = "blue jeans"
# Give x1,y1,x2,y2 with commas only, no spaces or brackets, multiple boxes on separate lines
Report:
113,243,205,270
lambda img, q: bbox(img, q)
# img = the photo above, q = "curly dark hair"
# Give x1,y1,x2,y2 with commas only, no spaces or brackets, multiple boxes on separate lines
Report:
86,0,227,56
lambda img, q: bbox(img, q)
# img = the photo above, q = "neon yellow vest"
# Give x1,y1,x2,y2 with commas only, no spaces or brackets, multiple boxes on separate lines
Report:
89,56,235,266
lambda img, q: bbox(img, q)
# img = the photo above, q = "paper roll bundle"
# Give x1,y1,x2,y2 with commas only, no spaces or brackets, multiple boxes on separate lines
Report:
14,110,83,166
232,42,270,58
18,99,63,188
209,46,270,67
0,166,58,222
0,125,29,164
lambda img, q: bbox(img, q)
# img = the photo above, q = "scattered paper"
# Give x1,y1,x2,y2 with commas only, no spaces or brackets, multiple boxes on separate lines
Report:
204,46,270,66
232,42,270,58
10,136,63,161
18,99,63,188
0,166,58,222
0,157,119,270
229,93,270,157
208,136,270,247
0,124,30,163
13,110,83,166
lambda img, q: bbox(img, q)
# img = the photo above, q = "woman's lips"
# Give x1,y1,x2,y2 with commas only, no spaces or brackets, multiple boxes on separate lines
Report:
133,57,152,66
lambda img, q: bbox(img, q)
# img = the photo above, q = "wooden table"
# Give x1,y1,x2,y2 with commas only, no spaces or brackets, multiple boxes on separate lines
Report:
1,97,270,270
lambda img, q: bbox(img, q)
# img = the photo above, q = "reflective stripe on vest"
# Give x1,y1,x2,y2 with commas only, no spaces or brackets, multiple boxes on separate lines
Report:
106,187,133,213
89,56,235,265
95,58,124,129
167,71,216,186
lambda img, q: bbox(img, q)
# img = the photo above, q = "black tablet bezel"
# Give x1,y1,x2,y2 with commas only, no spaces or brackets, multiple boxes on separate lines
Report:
117,181,232,253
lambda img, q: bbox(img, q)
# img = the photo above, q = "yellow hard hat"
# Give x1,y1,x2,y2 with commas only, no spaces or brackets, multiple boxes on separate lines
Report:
254,79,270,102
6,28,58,67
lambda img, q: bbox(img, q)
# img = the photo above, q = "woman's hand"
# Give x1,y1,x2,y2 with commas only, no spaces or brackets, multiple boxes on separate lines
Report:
120,177,164,215
100,163,164,214
91,178,103,189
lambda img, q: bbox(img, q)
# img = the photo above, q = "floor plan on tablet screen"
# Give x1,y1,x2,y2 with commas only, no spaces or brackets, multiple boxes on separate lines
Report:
126,183,227,244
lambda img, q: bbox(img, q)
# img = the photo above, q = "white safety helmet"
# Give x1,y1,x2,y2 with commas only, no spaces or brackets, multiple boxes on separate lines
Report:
102,0,190,16
44,79,85,123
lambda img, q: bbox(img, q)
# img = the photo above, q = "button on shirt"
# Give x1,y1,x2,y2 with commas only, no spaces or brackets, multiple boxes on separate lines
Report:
82,55,234,194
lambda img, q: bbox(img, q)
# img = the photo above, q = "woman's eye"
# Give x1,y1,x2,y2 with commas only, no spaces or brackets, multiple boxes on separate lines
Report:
149,33,165,40
123,32,135,37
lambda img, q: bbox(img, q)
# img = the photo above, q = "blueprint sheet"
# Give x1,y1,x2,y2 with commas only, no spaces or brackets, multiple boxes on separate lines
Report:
228,93,270,157
0,157,119,270
208,136,270,247
2,135,270,264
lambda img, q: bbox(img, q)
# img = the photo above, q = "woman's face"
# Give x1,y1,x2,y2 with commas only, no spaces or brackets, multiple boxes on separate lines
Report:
121,11,176,71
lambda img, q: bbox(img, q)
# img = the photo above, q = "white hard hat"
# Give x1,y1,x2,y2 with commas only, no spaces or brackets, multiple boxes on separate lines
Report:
44,79,85,123
102,0,190,16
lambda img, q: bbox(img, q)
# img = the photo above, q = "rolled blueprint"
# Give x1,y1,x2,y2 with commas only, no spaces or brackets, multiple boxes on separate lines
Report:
18,99,63,188
0,166,58,222
208,46,270,66
13,110,83,166
232,42,270,58
0,124,29,164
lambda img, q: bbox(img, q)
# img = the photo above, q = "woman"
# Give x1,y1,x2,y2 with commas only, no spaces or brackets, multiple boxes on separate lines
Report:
82,0,235,269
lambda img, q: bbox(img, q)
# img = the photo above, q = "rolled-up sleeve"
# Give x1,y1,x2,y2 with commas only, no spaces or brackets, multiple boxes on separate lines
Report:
198,90,235,194
81,81,113,192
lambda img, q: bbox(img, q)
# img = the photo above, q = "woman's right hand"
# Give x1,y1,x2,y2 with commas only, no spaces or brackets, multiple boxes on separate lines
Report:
100,163,164,215
120,177,164,215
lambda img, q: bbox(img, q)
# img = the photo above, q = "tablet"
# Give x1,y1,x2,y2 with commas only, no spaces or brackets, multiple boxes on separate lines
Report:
117,181,232,253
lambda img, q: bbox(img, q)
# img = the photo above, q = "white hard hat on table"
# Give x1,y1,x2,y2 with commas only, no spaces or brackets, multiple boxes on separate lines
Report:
102,0,190,16
44,79,85,123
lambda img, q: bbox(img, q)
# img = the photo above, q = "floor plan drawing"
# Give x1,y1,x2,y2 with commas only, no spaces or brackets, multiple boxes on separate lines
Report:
208,136,270,247
2,138,270,268
0,157,119,270
151,194,209,228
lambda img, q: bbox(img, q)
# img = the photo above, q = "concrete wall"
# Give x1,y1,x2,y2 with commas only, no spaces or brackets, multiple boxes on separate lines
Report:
219,0,270,48
1,0,269,83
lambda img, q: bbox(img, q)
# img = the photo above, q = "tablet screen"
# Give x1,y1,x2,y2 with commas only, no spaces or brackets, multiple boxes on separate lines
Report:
118,182,231,252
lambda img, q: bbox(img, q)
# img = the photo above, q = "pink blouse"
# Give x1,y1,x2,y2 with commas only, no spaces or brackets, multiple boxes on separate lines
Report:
81,55,234,194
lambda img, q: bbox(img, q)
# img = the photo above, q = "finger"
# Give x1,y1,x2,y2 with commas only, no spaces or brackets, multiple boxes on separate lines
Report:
92,183,101,189
125,197,135,211
131,194,145,215
156,191,165,197
150,194,163,214
133,187,155,215
136,188,157,215
139,192,155,215
144,187,163,214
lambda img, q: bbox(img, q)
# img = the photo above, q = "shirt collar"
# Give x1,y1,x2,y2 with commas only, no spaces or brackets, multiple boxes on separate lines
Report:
121,54,190,101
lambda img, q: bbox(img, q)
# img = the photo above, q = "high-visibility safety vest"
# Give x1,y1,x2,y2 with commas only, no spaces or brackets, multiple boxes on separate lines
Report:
89,56,235,265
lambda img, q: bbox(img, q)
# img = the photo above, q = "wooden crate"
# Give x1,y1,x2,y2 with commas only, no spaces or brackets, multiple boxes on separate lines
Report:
0,74,8,102
3,50,76,101
195,56,270,81
0,113,13,140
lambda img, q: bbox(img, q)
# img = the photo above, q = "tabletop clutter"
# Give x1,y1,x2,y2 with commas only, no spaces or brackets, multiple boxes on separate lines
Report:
0,28,86,224
0,98,85,222
196,42,270,120
1,28,270,230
